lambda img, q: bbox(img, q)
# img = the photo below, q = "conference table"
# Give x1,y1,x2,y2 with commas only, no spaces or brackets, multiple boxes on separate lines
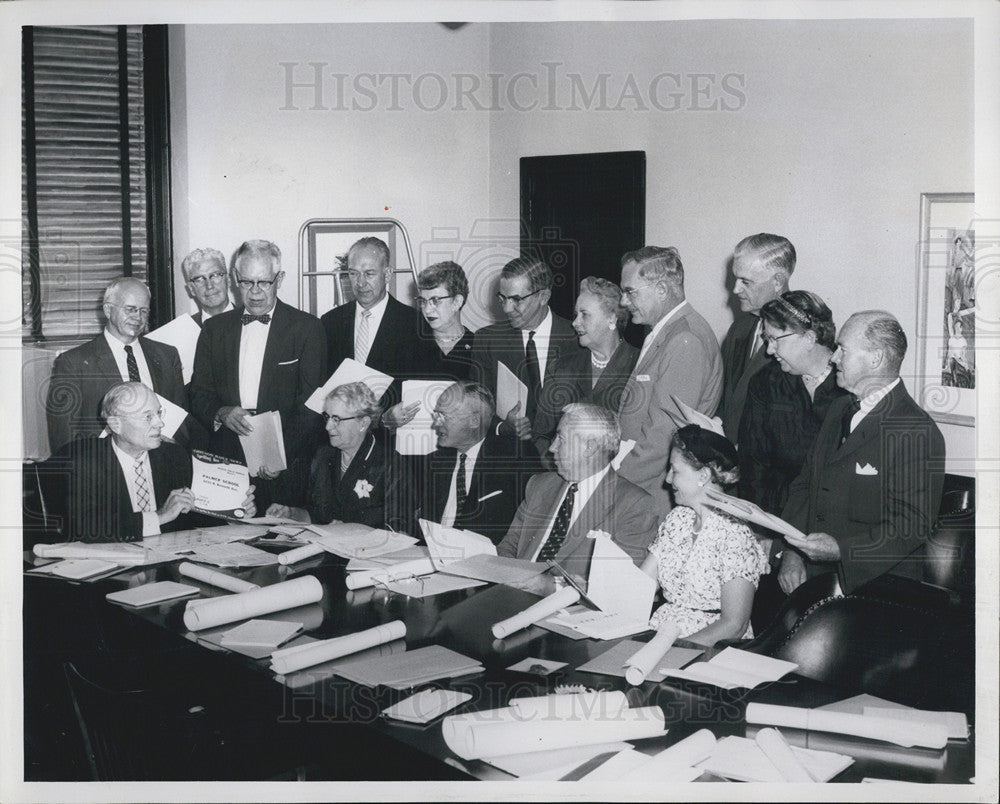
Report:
23,538,976,785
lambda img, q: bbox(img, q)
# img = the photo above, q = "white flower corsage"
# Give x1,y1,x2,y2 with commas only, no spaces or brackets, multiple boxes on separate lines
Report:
354,479,374,499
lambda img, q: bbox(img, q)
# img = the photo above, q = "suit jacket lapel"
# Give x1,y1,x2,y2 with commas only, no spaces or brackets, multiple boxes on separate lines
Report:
366,297,398,367
257,302,289,409
339,434,375,495
93,337,122,380
141,337,164,388
833,387,896,462
561,471,614,550
222,312,243,404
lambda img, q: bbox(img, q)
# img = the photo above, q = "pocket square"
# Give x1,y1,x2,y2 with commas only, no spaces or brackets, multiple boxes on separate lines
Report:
277,358,299,366
637,374,651,382
855,462,878,476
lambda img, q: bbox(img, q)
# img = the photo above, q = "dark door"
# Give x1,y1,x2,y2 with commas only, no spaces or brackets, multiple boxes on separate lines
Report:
520,151,645,344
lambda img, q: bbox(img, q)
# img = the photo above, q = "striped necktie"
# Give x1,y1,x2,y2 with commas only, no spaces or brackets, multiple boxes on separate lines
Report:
355,310,373,365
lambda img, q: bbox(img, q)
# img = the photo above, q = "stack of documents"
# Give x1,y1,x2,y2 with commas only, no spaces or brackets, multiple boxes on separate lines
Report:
106,581,201,608
186,542,279,568
140,523,271,556
220,619,303,652
660,647,798,690
332,644,483,690
420,519,546,585
34,541,175,566
815,693,968,740
294,521,418,560
238,411,286,476
698,733,852,782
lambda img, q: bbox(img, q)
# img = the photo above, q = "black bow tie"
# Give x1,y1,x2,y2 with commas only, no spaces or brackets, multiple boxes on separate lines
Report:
241,313,271,325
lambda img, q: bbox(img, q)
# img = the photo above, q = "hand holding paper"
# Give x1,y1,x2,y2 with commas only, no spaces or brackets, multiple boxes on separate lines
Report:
702,487,807,540
190,450,251,518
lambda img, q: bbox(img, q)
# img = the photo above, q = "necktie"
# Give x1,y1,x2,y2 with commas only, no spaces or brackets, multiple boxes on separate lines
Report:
356,310,373,365
123,344,140,382
748,318,763,362
839,396,861,446
537,483,578,562
240,313,271,325
524,330,541,419
134,457,152,512
455,453,468,518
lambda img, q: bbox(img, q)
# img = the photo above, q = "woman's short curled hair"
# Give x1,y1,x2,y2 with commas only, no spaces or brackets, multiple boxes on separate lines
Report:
579,276,629,329
759,290,836,350
670,424,740,490
417,261,469,307
326,381,382,423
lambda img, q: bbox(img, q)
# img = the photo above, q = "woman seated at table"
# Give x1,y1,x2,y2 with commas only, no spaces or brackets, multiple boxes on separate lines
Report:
267,382,393,528
640,425,768,646
385,260,477,427
533,276,639,455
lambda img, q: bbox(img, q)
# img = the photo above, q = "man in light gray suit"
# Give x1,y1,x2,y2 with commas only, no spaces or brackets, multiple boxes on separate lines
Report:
617,246,723,513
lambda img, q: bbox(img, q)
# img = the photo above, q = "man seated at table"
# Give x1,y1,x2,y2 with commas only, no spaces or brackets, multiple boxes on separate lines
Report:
497,403,658,582
55,382,254,543
392,381,538,543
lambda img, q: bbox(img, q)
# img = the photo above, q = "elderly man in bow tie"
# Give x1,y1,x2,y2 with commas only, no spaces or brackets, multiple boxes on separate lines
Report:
190,239,327,506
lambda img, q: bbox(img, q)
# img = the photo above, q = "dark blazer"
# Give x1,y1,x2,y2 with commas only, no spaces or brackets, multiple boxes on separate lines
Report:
534,340,639,454
320,295,438,404
53,437,198,543
471,311,583,432
781,382,946,593
719,313,773,442
497,469,658,581
306,433,395,529
422,326,479,384
396,419,540,544
46,334,188,454
189,300,328,465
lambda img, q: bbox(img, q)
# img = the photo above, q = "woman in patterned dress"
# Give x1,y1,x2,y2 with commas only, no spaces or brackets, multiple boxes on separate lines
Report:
640,425,768,646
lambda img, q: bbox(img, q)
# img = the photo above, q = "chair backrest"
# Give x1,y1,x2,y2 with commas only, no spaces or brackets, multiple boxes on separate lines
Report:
741,572,842,655
22,457,69,550
924,477,975,607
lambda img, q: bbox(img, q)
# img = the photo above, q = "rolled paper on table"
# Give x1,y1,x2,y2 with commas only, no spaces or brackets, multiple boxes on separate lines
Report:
345,558,436,590
755,727,815,782
744,703,949,749
269,619,406,674
508,691,628,720
442,705,666,761
491,586,581,639
630,728,717,781
183,575,323,632
624,621,680,686
178,562,259,593
278,542,325,565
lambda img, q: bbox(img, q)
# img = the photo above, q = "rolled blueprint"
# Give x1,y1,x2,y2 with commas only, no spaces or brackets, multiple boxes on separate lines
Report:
442,705,666,761
345,558,436,590
624,622,680,686
508,691,628,720
755,727,815,782
183,575,323,632
629,728,717,781
490,586,580,639
269,620,406,675
178,562,259,593
745,703,949,749
278,542,325,565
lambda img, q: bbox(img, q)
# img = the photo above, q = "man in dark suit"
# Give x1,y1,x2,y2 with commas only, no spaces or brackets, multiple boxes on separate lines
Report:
189,240,327,505
497,403,658,584
181,247,235,326
719,233,795,441
779,311,946,594
55,383,242,542
320,237,436,403
46,277,191,454
393,381,539,544
471,256,583,452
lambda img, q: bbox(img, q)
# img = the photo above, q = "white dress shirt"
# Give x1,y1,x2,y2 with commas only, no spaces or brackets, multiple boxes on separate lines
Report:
636,300,687,367
520,308,553,385
354,293,389,365
238,310,274,410
440,437,485,527
111,437,160,536
104,329,153,388
850,377,901,433
529,463,612,562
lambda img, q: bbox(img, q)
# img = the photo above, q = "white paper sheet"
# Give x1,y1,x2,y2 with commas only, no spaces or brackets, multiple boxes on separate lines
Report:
437,554,546,586
298,522,418,559
187,542,279,568
395,380,452,455
145,313,201,383
544,608,651,641
155,393,190,439
306,358,393,412
585,533,656,622
190,450,250,518
862,707,968,740
345,558,436,589
507,691,628,720
140,524,269,555
420,519,497,566
628,729,717,781
698,735,853,783
485,742,630,779
661,647,798,690
238,410,286,475
383,573,485,598
496,361,527,418
610,439,636,471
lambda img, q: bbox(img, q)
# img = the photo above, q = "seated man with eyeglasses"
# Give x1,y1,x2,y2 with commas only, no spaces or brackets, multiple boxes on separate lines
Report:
190,239,328,508
46,277,192,454
470,256,583,454
54,382,254,542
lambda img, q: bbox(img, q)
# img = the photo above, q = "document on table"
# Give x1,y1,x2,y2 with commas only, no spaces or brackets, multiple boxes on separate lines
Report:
33,541,175,566
660,646,798,690
420,519,496,566
141,524,270,555
145,312,201,383
496,361,527,419
238,410,286,476
187,542,279,567
395,380,452,455
345,545,430,571
298,521,418,559
437,554,546,586
585,533,656,623
332,644,483,689
697,735,852,783
383,572,485,599
575,638,703,681
306,358,393,412
542,608,651,641
190,450,250,518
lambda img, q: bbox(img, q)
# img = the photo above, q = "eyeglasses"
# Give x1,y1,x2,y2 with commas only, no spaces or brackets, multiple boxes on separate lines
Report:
761,332,797,347
236,275,281,291
417,294,455,308
187,271,226,288
496,288,542,306
109,304,150,317
347,270,385,282
620,282,658,300
120,409,164,425
322,412,363,425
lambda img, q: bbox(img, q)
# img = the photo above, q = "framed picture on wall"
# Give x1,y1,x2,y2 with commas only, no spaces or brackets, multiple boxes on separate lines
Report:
915,192,975,426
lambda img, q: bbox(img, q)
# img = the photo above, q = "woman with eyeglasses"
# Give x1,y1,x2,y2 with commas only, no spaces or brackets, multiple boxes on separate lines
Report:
736,291,848,624
267,382,394,527
533,277,639,457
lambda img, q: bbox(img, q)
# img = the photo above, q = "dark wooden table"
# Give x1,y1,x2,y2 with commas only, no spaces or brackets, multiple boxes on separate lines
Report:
23,546,976,784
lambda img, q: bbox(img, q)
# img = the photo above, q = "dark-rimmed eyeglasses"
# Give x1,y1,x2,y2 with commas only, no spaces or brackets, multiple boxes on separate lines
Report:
496,288,542,306
417,294,456,308
761,332,797,347
236,275,281,292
